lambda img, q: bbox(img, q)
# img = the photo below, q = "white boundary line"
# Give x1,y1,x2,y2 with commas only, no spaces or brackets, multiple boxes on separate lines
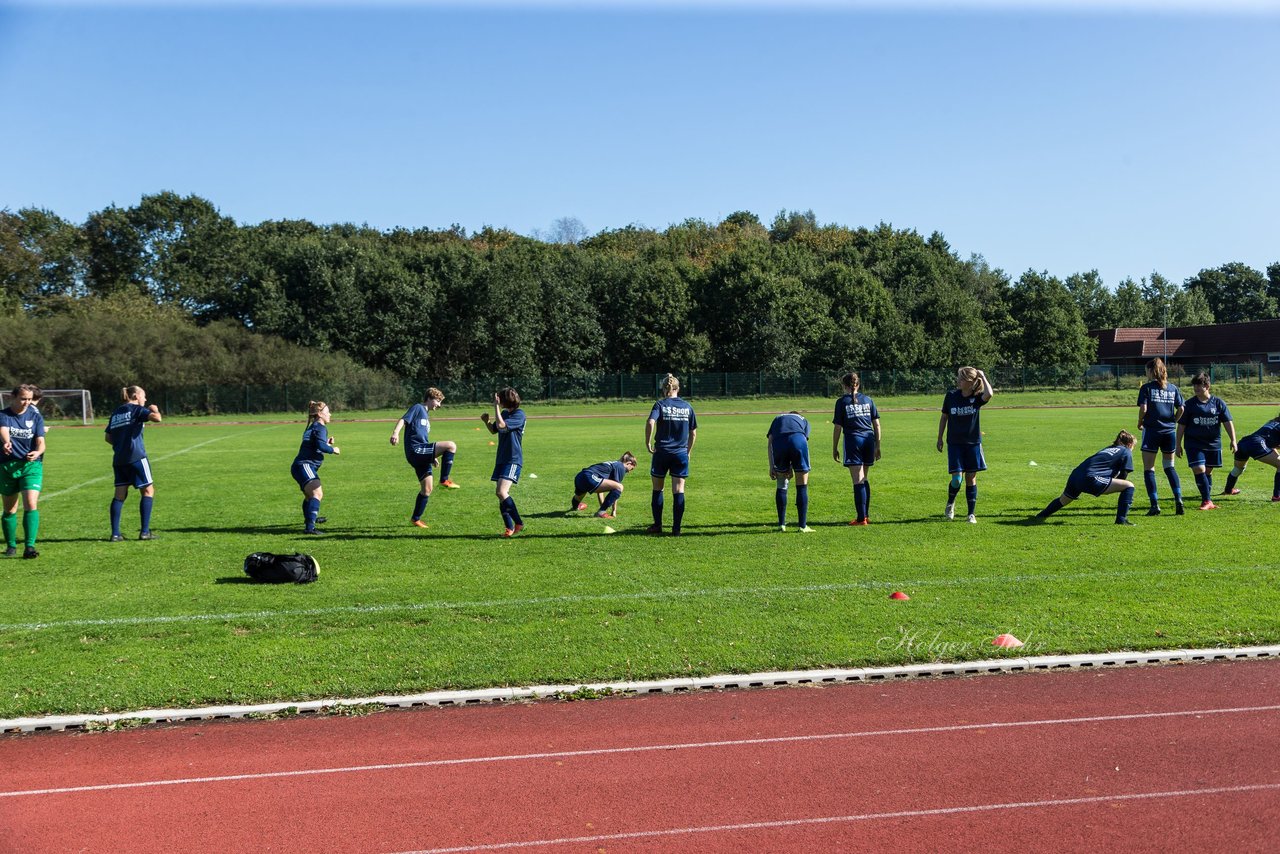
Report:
395,783,1280,854
0,564,1265,633
3,703,1277,798
40,428,284,500
3,646,1277,733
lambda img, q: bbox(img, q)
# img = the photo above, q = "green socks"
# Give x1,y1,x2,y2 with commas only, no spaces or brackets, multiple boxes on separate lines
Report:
23,509,38,547
1,512,16,549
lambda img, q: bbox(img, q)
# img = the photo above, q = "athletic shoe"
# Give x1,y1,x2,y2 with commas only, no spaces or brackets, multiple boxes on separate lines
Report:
574,502,588,512
645,524,663,535
412,519,428,528
109,535,124,543
1223,488,1242,496
798,526,815,533
1175,502,1186,515
22,547,38,559
594,510,612,518
849,519,870,526
1198,500,1218,510
967,514,977,524
1115,519,1137,526
3,547,15,557
671,528,682,537
314,516,327,524
1271,495,1280,502
1145,506,1161,517
944,504,955,521
777,524,787,533
512,523,524,534
302,528,319,535
138,532,155,541
502,528,514,538
440,480,460,489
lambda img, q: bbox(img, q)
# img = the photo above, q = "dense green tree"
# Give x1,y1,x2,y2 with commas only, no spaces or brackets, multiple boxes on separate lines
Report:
1006,271,1095,372
1065,270,1117,330
0,208,86,311
1111,278,1151,327
1186,262,1276,324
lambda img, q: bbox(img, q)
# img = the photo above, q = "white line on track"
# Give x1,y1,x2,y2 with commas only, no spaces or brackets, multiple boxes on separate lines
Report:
0,564,1265,633
393,782,1280,853
2,704,1276,799
39,427,284,501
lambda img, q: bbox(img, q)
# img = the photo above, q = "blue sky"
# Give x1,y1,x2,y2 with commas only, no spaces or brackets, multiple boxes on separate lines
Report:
1,1,1277,287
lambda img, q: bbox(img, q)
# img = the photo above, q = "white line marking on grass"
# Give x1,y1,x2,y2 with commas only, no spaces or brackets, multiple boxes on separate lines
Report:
40,428,284,501
393,783,1280,853
0,565,1265,633
2,705,1276,799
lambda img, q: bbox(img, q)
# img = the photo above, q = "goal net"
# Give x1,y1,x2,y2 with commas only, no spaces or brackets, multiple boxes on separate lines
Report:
0,389,94,425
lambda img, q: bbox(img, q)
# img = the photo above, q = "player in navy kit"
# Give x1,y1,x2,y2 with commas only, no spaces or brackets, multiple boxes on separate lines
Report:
483,387,526,537
832,371,880,525
1030,431,1138,525
1136,358,1186,515
570,452,638,519
1221,411,1280,500
291,400,340,534
0,384,46,558
1176,373,1236,510
646,373,697,536
106,385,163,541
389,387,459,528
937,366,994,523
769,410,812,532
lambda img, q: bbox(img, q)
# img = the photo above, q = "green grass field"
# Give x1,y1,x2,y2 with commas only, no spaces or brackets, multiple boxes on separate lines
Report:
3,393,1279,719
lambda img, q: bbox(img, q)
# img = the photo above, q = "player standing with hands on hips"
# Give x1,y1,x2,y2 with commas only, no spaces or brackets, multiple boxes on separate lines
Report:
646,373,697,536
0,384,46,558
106,385,163,541
937,366,994,523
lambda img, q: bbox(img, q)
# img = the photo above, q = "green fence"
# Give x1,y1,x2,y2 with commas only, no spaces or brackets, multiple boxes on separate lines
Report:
72,363,1276,418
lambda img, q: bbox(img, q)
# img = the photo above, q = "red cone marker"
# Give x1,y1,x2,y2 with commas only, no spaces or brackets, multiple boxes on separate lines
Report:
992,634,1024,648
889,591,910,601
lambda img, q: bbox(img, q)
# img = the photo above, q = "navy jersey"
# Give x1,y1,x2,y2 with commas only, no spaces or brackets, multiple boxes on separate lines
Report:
1179,396,1231,444
1072,445,1134,482
832,394,878,436
106,403,152,464
649,397,697,453
1137,382,1184,432
1243,420,1280,449
941,389,986,446
583,460,627,484
495,408,526,467
400,403,433,455
0,406,46,461
768,412,810,439
294,422,336,468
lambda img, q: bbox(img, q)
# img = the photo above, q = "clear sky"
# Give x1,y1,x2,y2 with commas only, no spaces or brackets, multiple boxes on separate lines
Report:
2,1,1277,287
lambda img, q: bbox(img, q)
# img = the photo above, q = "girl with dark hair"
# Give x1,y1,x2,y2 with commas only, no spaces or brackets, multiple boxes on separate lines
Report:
483,387,526,537
0,384,46,558
1176,373,1236,510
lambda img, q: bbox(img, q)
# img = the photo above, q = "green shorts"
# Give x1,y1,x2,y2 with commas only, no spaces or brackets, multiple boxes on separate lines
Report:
0,459,43,495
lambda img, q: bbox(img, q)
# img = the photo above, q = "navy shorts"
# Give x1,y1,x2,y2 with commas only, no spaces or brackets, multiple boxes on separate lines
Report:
1235,435,1275,461
1184,442,1222,469
772,434,811,474
114,457,155,489
574,470,604,495
290,461,320,491
1142,430,1176,454
1065,471,1112,500
946,444,987,474
491,461,522,484
651,448,690,479
842,432,877,468
406,450,436,481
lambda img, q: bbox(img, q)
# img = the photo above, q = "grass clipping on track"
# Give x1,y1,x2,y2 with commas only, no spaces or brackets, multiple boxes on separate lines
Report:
3,394,1279,718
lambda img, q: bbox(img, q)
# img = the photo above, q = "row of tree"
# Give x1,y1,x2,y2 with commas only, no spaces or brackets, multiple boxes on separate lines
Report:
3,194,1278,386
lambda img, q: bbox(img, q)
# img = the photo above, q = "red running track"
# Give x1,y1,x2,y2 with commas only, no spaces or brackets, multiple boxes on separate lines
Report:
1,660,1278,853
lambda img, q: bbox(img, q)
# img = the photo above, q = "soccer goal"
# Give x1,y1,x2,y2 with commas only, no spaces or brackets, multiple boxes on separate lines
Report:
0,389,94,425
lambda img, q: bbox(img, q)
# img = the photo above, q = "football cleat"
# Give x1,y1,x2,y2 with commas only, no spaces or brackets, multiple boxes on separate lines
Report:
512,523,524,534
138,532,156,540
22,547,38,559
502,528,514,538
967,514,977,524
1223,488,1242,496
412,519,428,528
778,524,787,533
1115,519,1137,526
645,524,663,535
440,480,460,489
1198,500,1218,510
1175,502,1186,515
1145,506,1161,516
109,535,124,543
798,526,815,533
3,547,16,557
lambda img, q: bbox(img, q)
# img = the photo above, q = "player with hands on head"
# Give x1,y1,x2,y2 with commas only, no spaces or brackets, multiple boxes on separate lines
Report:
390,387,459,529
1176,373,1236,510
937,366,994,523
106,385,163,542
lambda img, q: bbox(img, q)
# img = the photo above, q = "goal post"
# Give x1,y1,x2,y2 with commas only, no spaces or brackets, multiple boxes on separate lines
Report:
0,389,94,425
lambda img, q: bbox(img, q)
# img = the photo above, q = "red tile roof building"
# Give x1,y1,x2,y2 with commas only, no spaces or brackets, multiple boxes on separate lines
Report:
1090,320,1280,367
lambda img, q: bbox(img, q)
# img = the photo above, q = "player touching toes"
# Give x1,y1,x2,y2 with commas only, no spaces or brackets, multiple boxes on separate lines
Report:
769,410,812,532
1222,411,1280,500
570,452,637,518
